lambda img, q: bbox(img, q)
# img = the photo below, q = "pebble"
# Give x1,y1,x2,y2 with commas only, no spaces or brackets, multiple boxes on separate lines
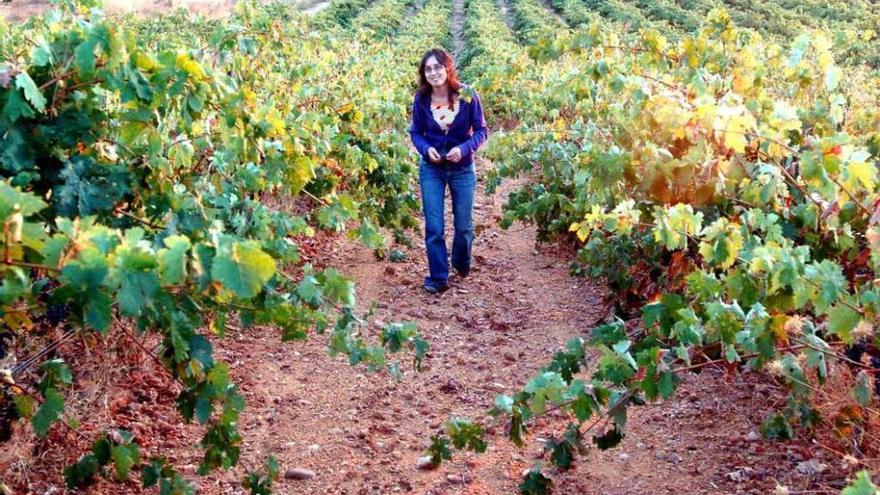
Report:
285,468,316,480
619,453,631,461
416,456,437,470
746,431,760,442
795,459,828,476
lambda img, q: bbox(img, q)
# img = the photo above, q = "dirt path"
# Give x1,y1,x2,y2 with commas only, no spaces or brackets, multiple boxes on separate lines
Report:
539,0,566,27
450,0,466,62
496,0,515,31
148,160,851,495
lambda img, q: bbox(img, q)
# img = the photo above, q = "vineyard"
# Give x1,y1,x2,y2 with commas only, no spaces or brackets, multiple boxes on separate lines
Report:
0,0,879,493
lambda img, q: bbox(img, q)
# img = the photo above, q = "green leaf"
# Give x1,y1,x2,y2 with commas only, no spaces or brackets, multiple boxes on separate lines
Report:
842,471,880,495
428,435,452,465
445,418,487,453
211,241,276,299
110,441,140,480
547,424,585,470
380,322,418,352
803,260,847,313
75,38,99,77
3,89,36,122
827,304,860,343
567,380,599,422
64,454,100,489
194,394,213,425
589,320,626,345
519,469,553,495
852,371,872,407
356,220,384,249
33,388,65,437
0,181,47,219
158,235,191,285
61,247,109,291
592,427,624,450
523,372,566,414
316,268,355,306
85,291,112,334
117,244,160,317
14,72,46,113
39,359,73,392
296,273,323,306
760,412,794,440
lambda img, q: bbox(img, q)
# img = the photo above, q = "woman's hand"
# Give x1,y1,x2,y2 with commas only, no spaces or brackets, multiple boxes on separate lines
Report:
427,147,442,163
445,146,462,163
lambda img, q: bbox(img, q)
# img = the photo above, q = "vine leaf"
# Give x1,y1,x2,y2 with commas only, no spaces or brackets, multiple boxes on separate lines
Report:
14,72,46,113
841,471,879,495
211,241,276,299
518,469,553,495
32,388,65,437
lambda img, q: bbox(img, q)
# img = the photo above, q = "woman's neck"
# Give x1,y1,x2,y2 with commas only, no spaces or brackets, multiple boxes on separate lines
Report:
431,85,449,100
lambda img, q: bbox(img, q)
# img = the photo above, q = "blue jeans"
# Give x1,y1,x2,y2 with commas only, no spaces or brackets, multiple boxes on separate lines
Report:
419,160,476,289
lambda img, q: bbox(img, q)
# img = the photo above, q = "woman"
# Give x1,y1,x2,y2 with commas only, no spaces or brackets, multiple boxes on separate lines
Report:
409,48,488,294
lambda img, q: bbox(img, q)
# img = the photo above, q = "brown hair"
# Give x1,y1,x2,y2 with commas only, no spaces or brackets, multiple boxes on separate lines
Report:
417,48,462,109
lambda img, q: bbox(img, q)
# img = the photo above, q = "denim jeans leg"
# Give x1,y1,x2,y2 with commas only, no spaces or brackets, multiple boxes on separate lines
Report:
449,164,476,273
419,162,449,288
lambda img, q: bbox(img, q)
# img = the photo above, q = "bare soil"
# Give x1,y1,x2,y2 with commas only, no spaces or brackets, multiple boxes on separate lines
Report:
0,0,325,21
2,159,872,494
450,0,465,62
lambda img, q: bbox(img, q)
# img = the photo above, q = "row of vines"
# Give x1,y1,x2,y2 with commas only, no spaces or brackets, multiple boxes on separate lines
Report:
0,0,459,491
427,0,880,493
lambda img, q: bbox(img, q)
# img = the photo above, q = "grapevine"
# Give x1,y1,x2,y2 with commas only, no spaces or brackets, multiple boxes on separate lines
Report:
0,0,445,490
428,5,880,493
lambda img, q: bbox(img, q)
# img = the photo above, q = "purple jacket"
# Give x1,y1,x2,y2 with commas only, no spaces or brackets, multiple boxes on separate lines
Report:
409,87,488,168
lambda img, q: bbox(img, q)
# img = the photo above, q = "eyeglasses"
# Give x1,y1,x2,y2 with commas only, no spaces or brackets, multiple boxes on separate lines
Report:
424,64,446,74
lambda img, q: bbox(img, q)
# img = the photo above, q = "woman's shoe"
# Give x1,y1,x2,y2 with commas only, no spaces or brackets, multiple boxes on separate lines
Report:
423,284,449,294
452,265,470,278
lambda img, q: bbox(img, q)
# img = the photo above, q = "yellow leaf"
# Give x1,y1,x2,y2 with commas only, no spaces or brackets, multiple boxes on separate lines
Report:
176,53,206,80
266,113,286,137
846,160,876,190
365,156,378,173
135,52,159,71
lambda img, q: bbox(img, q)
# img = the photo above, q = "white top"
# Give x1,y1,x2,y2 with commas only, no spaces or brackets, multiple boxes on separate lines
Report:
431,98,460,132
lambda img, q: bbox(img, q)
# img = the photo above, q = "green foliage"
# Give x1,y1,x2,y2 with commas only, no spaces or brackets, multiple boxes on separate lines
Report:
546,424,587,470
842,471,880,495
445,418,488,453
32,388,64,438
519,469,553,495
242,455,280,495
428,435,452,465
142,457,195,495
1,0,443,489
64,432,140,488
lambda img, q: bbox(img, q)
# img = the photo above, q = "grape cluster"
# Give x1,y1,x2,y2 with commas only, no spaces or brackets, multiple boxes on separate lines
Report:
844,341,867,366
872,355,880,400
45,304,70,327
0,390,18,442
0,332,11,360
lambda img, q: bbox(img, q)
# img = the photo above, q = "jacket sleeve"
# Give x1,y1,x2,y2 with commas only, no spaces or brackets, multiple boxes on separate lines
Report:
460,90,488,156
409,95,431,158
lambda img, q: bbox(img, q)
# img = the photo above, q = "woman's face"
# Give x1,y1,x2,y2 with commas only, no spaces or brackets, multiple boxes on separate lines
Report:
423,55,448,89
